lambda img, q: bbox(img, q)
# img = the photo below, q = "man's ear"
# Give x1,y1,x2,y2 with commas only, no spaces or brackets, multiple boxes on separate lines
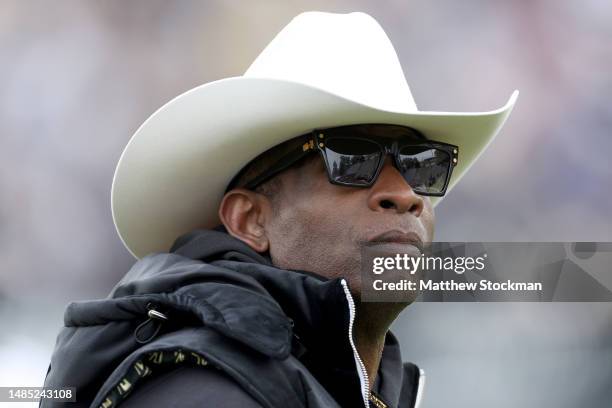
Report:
218,188,271,253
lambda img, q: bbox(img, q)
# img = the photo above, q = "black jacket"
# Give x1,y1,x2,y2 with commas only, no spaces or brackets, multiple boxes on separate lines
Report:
42,228,424,408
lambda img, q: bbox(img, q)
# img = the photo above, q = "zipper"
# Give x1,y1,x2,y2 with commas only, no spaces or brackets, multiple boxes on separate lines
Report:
341,279,427,408
340,279,370,408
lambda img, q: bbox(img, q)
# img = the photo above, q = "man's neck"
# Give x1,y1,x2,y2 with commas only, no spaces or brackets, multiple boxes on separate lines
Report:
353,302,406,389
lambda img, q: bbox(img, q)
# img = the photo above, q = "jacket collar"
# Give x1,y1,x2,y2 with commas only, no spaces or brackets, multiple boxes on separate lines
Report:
170,227,410,407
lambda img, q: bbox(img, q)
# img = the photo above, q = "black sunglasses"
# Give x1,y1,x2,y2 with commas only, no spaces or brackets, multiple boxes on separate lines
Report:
227,124,459,196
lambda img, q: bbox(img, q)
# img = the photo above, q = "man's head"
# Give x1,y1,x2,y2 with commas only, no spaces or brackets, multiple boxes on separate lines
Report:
110,12,517,261
218,124,437,294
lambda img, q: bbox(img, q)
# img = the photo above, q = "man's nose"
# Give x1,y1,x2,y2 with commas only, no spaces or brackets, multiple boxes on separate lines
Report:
366,156,424,216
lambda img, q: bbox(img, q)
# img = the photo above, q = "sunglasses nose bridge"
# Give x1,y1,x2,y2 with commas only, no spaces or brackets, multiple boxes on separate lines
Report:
382,141,401,171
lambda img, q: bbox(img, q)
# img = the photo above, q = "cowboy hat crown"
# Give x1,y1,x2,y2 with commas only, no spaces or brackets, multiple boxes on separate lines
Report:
245,12,417,112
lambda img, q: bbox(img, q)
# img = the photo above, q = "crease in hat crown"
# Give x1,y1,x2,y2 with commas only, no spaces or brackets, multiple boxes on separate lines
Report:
244,11,417,113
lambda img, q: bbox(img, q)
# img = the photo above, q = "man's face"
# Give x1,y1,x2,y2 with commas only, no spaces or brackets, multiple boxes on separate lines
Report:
262,136,435,293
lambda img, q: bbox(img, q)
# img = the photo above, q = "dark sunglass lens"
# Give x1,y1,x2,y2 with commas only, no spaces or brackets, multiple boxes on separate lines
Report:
398,146,451,194
324,138,382,185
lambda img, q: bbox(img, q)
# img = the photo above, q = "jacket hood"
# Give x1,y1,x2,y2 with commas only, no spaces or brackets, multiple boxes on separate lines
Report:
45,227,417,408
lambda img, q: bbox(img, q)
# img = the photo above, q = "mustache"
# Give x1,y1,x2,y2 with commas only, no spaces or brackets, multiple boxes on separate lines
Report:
357,223,430,247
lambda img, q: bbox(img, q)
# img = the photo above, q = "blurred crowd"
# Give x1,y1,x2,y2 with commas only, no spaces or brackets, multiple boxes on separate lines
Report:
1,1,610,407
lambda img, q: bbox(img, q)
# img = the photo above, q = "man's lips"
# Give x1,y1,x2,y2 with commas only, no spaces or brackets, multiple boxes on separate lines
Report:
367,230,424,253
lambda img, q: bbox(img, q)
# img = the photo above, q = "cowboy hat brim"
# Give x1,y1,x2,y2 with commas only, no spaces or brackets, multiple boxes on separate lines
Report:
111,76,518,259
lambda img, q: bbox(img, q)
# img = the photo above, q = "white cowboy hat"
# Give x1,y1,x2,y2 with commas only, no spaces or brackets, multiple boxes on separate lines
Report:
112,11,518,259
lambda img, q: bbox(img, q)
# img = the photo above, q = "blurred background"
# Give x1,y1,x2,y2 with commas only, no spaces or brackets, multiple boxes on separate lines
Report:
1,0,611,407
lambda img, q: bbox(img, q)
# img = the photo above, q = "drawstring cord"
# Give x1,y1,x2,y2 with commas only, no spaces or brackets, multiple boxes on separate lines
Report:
134,303,169,344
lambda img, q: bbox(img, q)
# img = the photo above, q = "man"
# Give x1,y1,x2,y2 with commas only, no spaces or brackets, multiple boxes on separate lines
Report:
42,11,517,408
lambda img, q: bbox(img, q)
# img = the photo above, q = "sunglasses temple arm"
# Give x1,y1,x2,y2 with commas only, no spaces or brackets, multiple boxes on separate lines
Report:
243,147,315,190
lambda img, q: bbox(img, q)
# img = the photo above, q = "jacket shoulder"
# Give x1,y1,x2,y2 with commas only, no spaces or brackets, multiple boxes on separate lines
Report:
90,328,312,408
120,365,263,408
